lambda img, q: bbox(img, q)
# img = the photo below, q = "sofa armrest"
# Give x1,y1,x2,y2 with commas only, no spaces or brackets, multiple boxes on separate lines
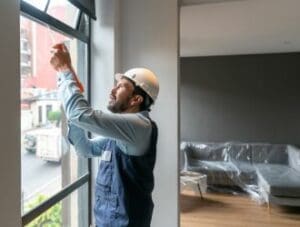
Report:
180,142,188,171
288,145,300,172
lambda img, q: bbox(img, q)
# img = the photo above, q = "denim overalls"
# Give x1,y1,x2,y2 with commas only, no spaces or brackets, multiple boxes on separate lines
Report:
94,121,158,227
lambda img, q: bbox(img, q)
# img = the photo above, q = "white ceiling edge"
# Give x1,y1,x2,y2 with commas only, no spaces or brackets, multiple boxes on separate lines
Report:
180,0,300,57
180,0,245,6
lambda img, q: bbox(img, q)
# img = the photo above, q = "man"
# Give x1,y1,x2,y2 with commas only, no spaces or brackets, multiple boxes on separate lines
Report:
50,44,159,227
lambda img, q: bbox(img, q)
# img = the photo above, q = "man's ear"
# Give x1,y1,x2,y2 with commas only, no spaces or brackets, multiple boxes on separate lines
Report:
130,95,143,106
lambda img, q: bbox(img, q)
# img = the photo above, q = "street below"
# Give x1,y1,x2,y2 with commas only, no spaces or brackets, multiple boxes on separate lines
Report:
21,149,61,208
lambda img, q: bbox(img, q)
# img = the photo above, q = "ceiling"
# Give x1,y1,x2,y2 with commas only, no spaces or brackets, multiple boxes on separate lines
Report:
180,0,245,6
180,0,300,56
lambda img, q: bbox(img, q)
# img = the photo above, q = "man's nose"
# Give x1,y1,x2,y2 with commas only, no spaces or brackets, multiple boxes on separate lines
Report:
111,86,117,95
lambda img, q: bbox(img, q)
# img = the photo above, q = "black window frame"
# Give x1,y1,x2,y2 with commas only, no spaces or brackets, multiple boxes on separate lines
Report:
20,0,93,226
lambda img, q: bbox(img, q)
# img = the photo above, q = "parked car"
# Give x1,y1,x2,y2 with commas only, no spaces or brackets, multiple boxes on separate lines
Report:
24,133,37,153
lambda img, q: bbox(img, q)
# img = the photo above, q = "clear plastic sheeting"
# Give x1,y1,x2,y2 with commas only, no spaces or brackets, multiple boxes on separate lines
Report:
180,171,207,197
181,142,300,206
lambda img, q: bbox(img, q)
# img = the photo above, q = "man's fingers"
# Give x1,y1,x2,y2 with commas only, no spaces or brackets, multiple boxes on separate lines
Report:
52,43,62,50
52,43,69,53
61,44,69,53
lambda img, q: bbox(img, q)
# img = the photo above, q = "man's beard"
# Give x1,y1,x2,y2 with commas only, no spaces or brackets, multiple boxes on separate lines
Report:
107,98,130,113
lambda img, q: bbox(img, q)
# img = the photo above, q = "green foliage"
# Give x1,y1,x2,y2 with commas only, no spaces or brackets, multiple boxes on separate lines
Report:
47,111,61,122
25,194,62,227
47,111,61,127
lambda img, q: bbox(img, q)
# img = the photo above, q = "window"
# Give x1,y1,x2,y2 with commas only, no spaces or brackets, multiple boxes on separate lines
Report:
38,106,42,123
47,0,80,28
23,0,48,11
20,0,95,225
20,27,32,76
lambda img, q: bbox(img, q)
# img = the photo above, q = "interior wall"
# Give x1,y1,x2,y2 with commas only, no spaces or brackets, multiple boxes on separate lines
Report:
181,0,300,57
119,1,179,226
0,1,21,226
92,1,179,226
91,0,119,225
181,53,300,145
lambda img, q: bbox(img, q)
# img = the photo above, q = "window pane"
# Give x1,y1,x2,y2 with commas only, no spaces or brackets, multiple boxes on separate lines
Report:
47,0,80,28
79,13,89,36
23,0,48,11
20,16,88,215
24,183,89,227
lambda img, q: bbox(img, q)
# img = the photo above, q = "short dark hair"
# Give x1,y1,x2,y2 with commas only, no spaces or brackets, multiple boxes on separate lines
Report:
124,77,154,112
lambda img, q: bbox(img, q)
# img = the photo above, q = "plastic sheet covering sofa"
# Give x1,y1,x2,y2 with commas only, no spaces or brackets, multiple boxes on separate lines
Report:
181,142,300,206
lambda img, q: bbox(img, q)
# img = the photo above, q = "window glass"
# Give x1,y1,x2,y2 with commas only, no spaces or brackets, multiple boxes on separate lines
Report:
23,0,48,11
79,13,89,36
47,0,80,28
20,16,88,215
24,183,89,227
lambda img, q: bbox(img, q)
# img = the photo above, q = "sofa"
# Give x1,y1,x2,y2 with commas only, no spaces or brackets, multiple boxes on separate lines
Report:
181,142,300,206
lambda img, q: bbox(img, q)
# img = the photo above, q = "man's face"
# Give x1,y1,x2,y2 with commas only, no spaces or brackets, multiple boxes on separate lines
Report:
107,78,135,113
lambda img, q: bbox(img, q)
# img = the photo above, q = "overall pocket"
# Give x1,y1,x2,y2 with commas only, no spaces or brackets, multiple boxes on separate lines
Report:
96,159,113,191
94,191,119,225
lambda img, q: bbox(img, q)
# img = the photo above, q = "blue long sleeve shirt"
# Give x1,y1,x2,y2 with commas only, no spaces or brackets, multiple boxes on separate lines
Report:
57,71,153,157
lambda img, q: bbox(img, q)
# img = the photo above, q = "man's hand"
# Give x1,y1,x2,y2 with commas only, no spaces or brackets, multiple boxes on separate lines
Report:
50,43,85,93
50,43,72,72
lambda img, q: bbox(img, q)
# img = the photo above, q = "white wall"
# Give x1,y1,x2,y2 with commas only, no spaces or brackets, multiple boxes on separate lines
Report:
91,0,119,109
0,1,21,226
181,0,300,56
91,1,179,226
91,0,120,225
119,1,179,226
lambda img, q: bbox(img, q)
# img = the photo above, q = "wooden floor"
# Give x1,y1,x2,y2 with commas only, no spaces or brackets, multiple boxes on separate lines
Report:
180,189,300,227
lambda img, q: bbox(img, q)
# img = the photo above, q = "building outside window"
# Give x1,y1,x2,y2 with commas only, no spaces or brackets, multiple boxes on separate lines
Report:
20,0,95,226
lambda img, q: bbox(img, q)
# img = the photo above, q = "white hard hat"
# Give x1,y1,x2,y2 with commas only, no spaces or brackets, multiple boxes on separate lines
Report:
115,67,159,102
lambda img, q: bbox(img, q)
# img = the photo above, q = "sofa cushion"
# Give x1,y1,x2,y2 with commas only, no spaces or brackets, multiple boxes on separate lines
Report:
256,164,300,197
226,143,252,162
233,162,257,185
251,144,288,164
187,161,237,185
288,145,300,172
185,143,227,161
187,161,257,186
187,160,234,172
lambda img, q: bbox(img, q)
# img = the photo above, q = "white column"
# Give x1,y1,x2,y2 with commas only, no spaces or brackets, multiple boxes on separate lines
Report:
91,0,120,225
0,0,21,226
119,1,179,226
91,1,179,226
